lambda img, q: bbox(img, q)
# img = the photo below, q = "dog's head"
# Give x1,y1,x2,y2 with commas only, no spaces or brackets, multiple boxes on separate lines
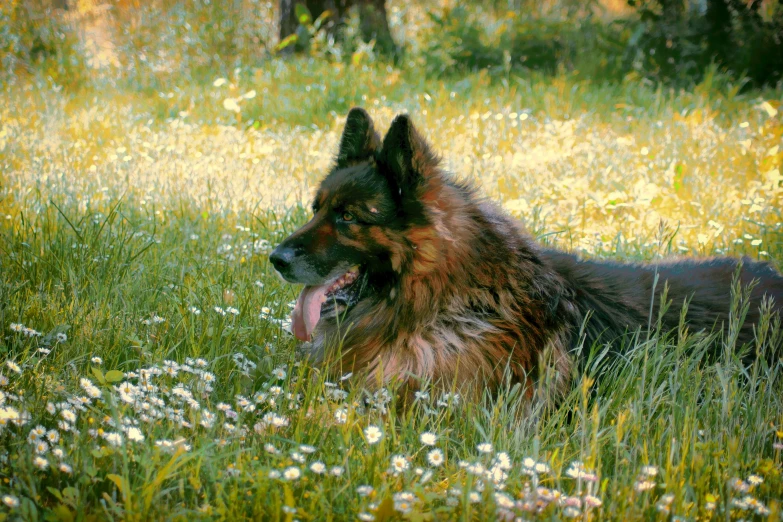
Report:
269,107,439,341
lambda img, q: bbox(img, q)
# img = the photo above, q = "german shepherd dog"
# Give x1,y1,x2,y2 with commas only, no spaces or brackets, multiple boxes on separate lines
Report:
270,107,783,402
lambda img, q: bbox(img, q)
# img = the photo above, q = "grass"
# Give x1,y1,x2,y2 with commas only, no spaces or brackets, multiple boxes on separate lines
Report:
1,54,783,521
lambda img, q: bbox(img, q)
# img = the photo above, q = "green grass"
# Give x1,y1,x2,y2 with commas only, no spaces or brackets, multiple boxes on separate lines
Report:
1,55,783,521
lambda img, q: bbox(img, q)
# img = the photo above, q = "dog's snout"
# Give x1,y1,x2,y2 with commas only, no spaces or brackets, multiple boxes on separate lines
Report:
269,246,296,273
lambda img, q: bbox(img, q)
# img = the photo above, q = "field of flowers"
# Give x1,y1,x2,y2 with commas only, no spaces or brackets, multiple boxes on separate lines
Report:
1,56,783,520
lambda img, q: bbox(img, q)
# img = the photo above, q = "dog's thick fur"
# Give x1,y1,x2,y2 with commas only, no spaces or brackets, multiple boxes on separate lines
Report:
270,108,783,402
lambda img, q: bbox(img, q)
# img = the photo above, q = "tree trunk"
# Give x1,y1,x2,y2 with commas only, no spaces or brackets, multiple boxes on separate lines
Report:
278,0,396,55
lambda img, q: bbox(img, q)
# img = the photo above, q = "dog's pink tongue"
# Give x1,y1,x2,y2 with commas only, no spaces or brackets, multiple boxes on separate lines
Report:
291,285,329,341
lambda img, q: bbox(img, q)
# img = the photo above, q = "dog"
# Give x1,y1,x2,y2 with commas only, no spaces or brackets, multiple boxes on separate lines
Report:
269,107,783,403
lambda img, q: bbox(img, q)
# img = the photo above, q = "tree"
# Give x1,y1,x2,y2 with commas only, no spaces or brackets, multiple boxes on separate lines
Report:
278,0,397,56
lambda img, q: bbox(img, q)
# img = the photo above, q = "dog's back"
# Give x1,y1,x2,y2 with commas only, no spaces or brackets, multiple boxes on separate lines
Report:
544,250,783,361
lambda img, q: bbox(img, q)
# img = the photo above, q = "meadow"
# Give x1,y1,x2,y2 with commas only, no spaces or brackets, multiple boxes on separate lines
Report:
2,2,783,520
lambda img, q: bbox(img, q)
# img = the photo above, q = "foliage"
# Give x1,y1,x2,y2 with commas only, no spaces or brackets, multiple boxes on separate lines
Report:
0,0,87,88
624,0,783,87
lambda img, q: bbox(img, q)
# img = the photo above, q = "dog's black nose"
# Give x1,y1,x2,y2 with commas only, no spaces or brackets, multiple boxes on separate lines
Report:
269,247,295,273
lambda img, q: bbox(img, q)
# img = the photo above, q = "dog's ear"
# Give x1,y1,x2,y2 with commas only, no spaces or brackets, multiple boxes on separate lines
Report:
378,113,438,198
336,108,381,168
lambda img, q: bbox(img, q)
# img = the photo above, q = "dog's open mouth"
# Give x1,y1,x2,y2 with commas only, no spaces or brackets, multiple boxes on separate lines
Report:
291,266,365,341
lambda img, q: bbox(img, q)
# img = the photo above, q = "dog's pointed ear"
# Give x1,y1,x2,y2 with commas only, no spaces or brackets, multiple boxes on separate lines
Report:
336,108,381,168
378,113,438,197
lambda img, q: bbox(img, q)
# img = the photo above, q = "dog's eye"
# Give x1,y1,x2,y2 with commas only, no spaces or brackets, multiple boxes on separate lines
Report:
341,212,355,222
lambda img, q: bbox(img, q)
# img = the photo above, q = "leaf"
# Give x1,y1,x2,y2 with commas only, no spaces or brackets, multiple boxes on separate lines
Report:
52,505,74,522
373,496,396,522
275,34,298,52
294,3,312,25
47,487,63,502
91,367,105,384
106,474,130,502
104,370,124,383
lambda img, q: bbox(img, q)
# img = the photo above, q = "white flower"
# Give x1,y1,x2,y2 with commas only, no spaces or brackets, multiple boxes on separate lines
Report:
127,427,144,442
427,448,444,467
55,333,67,343
91,356,103,365
33,456,49,470
364,425,383,445
103,432,123,447
1,494,19,508
334,408,347,424
330,466,344,477
283,467,301,481
272,366,287,380
357,485,374,497
309,461,326,474
60,409,76,423
419,431,437,446
494,452,512,470
59,463,73,474
390,454,410,474
477,442,493,454
641,465,658,477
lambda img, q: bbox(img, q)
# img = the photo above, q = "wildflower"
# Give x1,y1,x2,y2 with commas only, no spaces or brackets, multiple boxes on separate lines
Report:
393,492,415,514
390,454,410,474
357,485,374,497
34,441,49,454
268,470,281,479
291,452,305,464
330,466,344,477
414,390,429,401
52,447,64,459
358,512,374,521
563,506,581,518
494,452,512,470
226,307,239,316
634,480,656,492
2,495,19,508
91,356,103,365
189,306,202,315
495,492,515,509
283,467,301,481
6,361,22,374
264,443,278,454
127,427,144,442
299,444,316,454
29,425,46,440
584,495,603,508
79,378,101,399
468,491,481,503
747,474,763,486
641,465,658,477
55,333,67,343
214,306,226,316
477,442,493,454
419,431,437,446
60,409,76,423
364,425,383,444
46,402,56,415
272,366,287,380
59,463,73,474
310,462,326,474
427,448,444,467
33,456,49,470
535,461,551,474
334,408,347,424
10,323,24,333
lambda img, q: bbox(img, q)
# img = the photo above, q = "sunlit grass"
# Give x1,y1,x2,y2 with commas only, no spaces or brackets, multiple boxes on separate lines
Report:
1,59,782,520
